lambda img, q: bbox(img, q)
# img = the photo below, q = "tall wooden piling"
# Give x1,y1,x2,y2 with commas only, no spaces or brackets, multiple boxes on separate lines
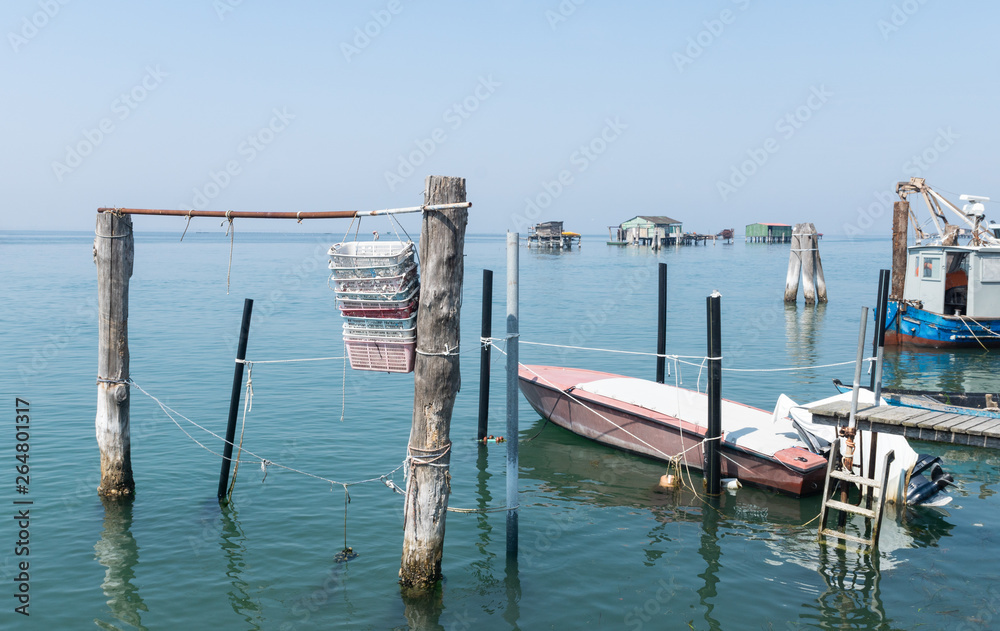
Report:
505,233,520,560
890,201,909,300
400,176,468,590
95,212,135,497
477,270,493,441
784,223,827,304
704,291,722,496
784,227,804,303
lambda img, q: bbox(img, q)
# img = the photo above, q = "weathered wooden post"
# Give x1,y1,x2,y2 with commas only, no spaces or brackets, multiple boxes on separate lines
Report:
785,223,827,303
891,201,909,300
784,226,804,302
95,211,135,497
400,176,468,590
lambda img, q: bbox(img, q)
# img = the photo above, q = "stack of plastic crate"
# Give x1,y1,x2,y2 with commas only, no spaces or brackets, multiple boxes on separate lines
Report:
328,241,418,373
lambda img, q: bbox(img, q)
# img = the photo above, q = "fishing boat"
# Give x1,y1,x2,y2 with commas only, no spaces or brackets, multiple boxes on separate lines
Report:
519,365,952,505
885,178,1000,348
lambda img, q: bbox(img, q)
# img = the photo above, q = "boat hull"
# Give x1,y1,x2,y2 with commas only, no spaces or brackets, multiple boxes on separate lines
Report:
885,301,1000,348
518,366,826,497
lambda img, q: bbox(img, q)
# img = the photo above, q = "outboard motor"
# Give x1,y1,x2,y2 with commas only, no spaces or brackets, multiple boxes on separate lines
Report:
906,454,954,506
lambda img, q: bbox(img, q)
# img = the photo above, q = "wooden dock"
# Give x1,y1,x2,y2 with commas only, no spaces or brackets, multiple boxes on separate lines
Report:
808,401,1000,449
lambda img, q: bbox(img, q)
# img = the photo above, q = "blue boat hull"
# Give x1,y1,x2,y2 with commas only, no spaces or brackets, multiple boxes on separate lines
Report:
885,301,1000,348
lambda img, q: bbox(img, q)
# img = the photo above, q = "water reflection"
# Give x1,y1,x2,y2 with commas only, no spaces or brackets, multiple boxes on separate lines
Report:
94,496,147,630
219,504,263,630
882,347,998,393
784,303,827,371
697,497,722,631
798,543,888,629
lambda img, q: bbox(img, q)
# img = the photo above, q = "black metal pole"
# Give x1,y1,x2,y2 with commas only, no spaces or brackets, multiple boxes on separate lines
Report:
218,298,253,502
705,292,722,496
870,270,888,390
656,263,667,384
478,270,493,441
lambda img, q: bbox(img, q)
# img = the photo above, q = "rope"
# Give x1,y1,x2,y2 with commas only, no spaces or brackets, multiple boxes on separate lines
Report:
180,211,194,241
227,363,254,499
224,213,235,295
130,379,406,490
416,345,460,357
961,317,990,351
407,443,452,467
96,377,129,385
964,315,1000,339
236,356,346,365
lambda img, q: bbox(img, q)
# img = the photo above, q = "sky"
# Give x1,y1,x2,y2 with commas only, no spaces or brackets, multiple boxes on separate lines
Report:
3,0,1000,237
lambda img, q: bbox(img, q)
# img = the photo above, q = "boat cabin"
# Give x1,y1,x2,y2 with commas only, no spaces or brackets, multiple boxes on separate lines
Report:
903,244,1000,318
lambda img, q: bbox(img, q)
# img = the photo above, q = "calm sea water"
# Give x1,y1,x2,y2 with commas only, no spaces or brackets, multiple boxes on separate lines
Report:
2,230,999,630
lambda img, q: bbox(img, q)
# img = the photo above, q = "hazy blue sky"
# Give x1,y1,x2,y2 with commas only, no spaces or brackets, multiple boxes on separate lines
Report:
4,1,998,236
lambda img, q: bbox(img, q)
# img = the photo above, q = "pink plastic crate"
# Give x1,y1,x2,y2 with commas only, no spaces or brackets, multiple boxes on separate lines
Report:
345,339,415,373
338,297,418,319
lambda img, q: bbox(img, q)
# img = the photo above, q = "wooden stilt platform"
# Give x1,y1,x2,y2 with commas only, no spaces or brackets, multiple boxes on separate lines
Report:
809,401,1000,449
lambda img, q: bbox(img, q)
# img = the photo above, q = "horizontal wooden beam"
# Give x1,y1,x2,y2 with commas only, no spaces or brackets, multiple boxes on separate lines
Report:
96,202,472,220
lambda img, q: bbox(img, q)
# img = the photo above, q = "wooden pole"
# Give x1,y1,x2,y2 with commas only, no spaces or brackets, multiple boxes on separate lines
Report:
783,225,803,302
890,201,909,300
801,226,817,305
813,222,828,303
704,291,722,496
655,263,667,384
400,176,468,590
218,298,253,502
477,269,493,441
505,233,520,560
95,212,135,497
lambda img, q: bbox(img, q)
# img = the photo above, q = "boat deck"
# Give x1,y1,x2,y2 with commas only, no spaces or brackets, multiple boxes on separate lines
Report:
808,401,1000,449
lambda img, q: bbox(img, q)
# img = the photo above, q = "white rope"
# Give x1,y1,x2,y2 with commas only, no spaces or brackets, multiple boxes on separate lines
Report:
236,356,346,365
963,316,1000,338
130,379,405,489
415,346,460,357
510,338,870,374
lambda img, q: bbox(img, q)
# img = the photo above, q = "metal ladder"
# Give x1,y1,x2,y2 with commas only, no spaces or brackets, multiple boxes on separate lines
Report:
818,438,895,548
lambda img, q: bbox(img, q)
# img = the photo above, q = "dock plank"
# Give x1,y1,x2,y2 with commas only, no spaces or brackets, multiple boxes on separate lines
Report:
807,402,1000,449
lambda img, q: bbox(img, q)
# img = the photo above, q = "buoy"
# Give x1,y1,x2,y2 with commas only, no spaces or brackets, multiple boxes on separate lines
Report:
723,477,741,492
657,473,677,489
481,435,505,444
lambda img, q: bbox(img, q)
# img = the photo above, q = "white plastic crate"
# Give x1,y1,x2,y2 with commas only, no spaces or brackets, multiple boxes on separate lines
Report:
343,324,416,340
345,339,415,373
328,241,414,268
334,279,418,302
332,264,416,294
328,254,415,280
342,314,417,330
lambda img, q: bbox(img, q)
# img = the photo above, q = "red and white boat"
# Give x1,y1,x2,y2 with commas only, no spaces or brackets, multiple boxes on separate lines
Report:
519,365,954,504
518,365,827,497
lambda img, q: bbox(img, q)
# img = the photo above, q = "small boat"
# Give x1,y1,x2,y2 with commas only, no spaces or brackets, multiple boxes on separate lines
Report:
519,365,952,504
886,178,1000,348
